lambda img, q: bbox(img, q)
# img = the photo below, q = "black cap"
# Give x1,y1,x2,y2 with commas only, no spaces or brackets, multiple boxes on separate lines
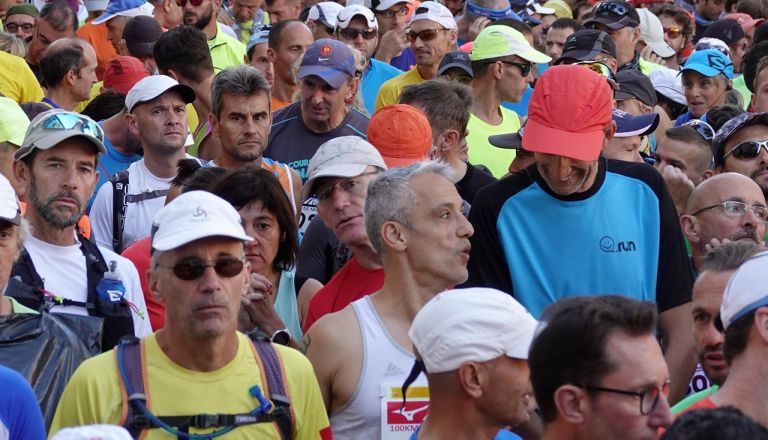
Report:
584,0,640,30
614,69,657,107
489,127,525,150
438,51,473,77
555,29,617,63
702,19,746,46
122,15,163,58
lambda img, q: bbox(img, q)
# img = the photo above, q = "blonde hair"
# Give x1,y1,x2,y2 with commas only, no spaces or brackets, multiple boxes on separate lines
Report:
0,32,26,58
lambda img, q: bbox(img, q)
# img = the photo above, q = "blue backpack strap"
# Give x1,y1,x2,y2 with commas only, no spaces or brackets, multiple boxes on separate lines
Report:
251,337,294,440
117,337,149,439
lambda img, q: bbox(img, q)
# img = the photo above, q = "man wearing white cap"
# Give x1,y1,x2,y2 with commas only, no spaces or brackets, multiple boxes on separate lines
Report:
371,0,415,70
50,190,332,439
335,4,402,114
407,287,538,439
304,161,474,440
0,173,31,315
90,75,197,253
374,2,458,111
307,1,343,40
671,250,768,425
636,8,675,67
8,109,150,349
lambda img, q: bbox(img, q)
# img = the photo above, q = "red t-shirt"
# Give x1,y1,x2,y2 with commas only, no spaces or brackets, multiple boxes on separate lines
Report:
303,256,384,332
121,236,164,331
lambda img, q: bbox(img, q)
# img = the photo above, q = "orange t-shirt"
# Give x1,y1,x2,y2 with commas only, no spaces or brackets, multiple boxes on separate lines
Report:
77,21,118,81
271,95,290,112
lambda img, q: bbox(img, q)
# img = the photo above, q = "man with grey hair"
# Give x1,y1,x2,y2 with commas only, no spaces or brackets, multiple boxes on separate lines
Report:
303,160,474,439
209,65,302,213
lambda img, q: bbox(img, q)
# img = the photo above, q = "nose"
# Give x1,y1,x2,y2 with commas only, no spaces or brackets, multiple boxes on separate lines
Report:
330,186,351,211
757,145,768,166
458,211,474,238
554,156,572,180
648,392,673,430
701,322,725,348
61,164,79,189
197,265,223,293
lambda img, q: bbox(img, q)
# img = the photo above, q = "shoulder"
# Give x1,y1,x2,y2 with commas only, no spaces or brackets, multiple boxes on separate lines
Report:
271,102,301,125
605,160,666,197
473,169,536,211
370,59,403,76
304,303,358,347
342,108,370,132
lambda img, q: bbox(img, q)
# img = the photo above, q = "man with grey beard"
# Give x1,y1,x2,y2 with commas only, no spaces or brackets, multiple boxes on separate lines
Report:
681,172,767,276
8,109,151,349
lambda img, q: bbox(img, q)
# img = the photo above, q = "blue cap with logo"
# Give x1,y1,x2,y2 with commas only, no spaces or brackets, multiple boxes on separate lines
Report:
297,38,356,89
680,48,734,79
93,0,153,24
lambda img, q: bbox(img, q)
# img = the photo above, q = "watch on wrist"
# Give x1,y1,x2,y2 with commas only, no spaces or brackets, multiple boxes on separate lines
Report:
270,328,291,346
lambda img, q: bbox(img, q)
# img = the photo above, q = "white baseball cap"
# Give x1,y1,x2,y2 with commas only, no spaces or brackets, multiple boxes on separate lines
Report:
92,0,154,24
409,288,538,374
410,2,457,30
125,75,196,113
151,191,253,251
370,0,411,12
303,136,387,200
52,425,132,440
720,250,768,330
338,4,378,30
649,68,686,106
0,174,21,226
308,2,344,29
637,8,675,59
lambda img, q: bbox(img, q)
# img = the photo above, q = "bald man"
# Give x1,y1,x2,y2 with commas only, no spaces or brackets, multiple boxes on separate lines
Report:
681,172,767,275
39,38,98,111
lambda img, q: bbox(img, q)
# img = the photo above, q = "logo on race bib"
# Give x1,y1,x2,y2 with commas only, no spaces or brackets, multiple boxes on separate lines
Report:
387,402,429,424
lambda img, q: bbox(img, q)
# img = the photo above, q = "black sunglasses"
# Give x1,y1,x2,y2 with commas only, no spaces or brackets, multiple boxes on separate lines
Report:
497,60,532,76
158,256,245,281
338,28,378,40
724,139,768,160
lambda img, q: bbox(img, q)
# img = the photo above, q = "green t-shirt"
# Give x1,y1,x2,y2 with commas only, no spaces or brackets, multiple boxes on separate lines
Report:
671,385,719,414
732,75,750,110
8,297,38,314
466,107,521,178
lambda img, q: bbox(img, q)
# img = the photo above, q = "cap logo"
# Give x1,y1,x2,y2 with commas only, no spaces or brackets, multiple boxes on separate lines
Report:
193,206,207,219
320,44,332,61
708,52,727,69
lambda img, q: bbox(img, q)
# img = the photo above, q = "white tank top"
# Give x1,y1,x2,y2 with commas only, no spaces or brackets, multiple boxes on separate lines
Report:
330,296,428,440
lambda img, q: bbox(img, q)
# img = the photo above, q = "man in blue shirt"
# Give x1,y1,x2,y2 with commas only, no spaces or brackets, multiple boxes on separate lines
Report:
0,366,46,440
465,64,695,404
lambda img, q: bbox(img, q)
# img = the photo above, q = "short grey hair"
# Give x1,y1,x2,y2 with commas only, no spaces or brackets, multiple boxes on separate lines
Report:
700,241,762,273
364,161,455,255
211,65,271,118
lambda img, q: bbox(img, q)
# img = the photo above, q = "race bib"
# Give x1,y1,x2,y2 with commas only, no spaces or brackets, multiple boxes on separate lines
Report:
299,197,318,235
686,363,713,396
380,384,429,440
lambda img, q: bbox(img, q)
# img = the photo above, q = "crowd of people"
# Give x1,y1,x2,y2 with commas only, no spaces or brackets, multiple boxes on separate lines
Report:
3,0,768,437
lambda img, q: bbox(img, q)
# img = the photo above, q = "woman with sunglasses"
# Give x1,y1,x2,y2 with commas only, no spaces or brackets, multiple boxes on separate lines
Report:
211,167,302,345
676,48,734,127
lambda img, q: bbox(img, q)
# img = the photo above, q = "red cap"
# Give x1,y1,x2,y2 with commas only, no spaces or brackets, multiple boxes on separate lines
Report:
368,104,432,168
522,64,612,162
725,13,765,33
103,56,149,95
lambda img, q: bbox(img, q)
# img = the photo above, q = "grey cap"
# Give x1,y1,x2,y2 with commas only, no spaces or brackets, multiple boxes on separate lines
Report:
303,136,387,200
15,110,106,161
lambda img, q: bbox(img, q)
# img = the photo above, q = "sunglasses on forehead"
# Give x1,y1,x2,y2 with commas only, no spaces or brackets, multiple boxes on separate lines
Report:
34,112,104,142
573,61,619,89
595,2,632,16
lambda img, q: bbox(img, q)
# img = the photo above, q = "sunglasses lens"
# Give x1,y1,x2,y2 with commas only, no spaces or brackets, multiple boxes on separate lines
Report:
40,113,105,142
214,258,245,277
732,142,760,159
173,260,205,280
409,29,438,42
664,28,681,37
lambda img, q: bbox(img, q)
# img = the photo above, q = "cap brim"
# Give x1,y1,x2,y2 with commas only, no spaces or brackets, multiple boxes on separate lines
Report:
92,11,115,24
614,112,660,137
153,229,253,252
518,48,553,64
555,49,601,64
0,211,22,226
374,0,412,10
297,66,351,89
680,65,723,78
613,90,636,101
504,316,538,360
382,154,428,168
302,163,368,200
437,62,472,76
646,41,675,58
488,133,523,149
522,118,604,161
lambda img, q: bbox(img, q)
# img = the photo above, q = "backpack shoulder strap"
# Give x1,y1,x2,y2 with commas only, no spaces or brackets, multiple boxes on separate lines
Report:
116,337,149,439
251,337,294,440
110,170,130,253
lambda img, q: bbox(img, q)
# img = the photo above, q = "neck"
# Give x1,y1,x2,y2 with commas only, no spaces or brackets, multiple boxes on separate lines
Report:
271,77,296,103
155,326,239,371
712,355,768,425
416,63,438,81
303,106,349,134
691,251,704,272
449,159,468,183
142,147,188,178
45,87,80,111
190,76,214,121
542,422,579,440
103,111,130,154
204,20,218,40
27,210,78,246
216,151,262,169
0,296,10,316
418,394,497,440
470,80,502,124
349,242,383,270
372,259,447,323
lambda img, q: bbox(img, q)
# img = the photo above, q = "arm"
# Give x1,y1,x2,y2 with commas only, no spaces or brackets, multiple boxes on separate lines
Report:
289,168,303,222
659,303,696,405
88,182,115,250
298,278,323,327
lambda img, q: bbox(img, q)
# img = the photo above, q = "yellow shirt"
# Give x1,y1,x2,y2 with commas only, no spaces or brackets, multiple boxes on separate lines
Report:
49,332,331,439
374,67,423,112
0,51,43,104
466,107,521,178
210,23,247,73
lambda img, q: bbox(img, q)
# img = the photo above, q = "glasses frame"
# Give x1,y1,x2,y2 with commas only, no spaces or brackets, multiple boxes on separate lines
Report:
338,27,378,40
407,28,449,43
157,256,246,281
496,60,532,77
375,5,409,18
580,381,670,415
691,200,768,222
723,139,768,160
5,22,34,33
315,171,380,202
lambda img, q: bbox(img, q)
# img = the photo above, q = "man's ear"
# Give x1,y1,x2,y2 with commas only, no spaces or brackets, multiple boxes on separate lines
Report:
457,362,485,399
631,26,641,46
13,160,30,192
603,121,617,145
439,129,460,152
64,68,77,87
381,220,407,252
680,214,700,243
208,113,220,139
126,112,141,138
554,385,589,425
267,47,277,63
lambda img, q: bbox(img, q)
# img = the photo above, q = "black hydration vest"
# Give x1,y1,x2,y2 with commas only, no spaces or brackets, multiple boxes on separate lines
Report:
7,233,136,350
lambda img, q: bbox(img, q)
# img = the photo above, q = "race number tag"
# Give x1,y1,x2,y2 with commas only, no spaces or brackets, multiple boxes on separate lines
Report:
299,197,318,235
381,384,429,440
686,363,713,396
